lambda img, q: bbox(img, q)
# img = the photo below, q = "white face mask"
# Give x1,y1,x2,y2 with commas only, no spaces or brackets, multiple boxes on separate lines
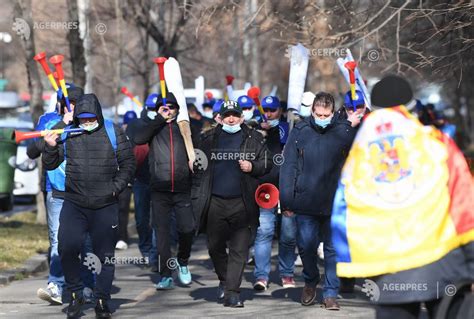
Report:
79,121,99,132
147,110,157,120
268,119,280,127
222,123,241,134
203,110,213,119
299,106,312,117
243,109,254,122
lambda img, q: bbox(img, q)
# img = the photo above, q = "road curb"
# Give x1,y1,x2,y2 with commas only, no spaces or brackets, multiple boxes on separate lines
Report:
0,253,48,286
0,219,137,287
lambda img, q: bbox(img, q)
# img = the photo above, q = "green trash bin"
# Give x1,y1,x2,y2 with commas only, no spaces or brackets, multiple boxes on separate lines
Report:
0,127,17,211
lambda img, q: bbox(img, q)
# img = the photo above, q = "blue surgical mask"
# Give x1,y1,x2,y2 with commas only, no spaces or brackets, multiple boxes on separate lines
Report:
299,106,311,117
79,121,99,132
243,110,254,122
147,110,157,120
222,123,241,134
203,110,213,119
268,119,280,127
314,116,332,128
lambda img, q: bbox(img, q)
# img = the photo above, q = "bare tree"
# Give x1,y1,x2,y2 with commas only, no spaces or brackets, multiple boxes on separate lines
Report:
13,0,46,225
67,0,87,87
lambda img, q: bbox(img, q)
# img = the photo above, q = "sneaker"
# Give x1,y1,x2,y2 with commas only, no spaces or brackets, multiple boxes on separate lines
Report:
67,292,84,318
95,298,112,318
317,243,324,260
253,279,268,291
115,240,128,250
217,282,225,302
154,277,175,290
83,286,94,304
281,276,296,288
177,264,192,285
37,282,63,305
295,255,303,267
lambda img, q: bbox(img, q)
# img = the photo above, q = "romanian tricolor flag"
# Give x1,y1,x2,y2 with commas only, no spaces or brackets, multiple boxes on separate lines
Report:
332,106,474,278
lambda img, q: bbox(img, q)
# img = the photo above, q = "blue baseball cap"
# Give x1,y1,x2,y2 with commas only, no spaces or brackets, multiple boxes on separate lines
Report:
76,112,97,119
261,96,280,110
123,110,137,125
145,93,159,109
213,99,224,113
344,90,365,110
237,95,255,109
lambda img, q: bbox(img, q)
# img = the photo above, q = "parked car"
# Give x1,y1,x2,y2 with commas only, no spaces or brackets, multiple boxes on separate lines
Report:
0,117,39,210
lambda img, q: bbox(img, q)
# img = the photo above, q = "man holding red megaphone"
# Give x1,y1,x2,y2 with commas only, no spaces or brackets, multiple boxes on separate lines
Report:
192,100,272,308
252,95,298,292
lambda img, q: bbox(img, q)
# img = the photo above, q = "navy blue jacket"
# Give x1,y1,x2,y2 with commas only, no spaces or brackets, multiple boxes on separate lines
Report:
279,116,356,216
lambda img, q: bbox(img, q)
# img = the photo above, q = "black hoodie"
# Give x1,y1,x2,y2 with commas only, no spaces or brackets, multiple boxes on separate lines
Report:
43,94,135,209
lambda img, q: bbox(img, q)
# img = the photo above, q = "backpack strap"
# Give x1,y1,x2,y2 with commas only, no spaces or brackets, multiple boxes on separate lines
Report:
104,120,117,155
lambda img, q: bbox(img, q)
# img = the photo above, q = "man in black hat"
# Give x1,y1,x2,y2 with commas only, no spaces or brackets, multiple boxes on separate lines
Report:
192,100,272,307
127,93,196,290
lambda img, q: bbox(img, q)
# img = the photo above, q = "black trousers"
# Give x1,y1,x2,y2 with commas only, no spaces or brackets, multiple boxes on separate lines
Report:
206,195,253,296
376,299,441,319
117,186,132,243
58,200,118,300
151,191,195,277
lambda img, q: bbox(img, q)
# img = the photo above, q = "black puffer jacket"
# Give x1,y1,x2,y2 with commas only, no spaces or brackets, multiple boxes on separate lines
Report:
42,94,135,209
258,125,283,187
127,111,191,193
279,116,356,216
192,124,272,234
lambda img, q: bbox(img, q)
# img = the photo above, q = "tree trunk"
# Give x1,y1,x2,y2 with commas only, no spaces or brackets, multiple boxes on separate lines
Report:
14,0,43,125
78,0,93,93
14,0,46,224
67,0,86,87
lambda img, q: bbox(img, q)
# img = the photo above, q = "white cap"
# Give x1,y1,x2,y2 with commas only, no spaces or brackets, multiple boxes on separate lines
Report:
301,91,315,106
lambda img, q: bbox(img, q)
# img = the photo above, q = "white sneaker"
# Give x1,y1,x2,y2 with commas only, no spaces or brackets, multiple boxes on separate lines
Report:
295,255,303,267
37,282,62,305
317,243,324,260
115,240,128,250
83,286,94,304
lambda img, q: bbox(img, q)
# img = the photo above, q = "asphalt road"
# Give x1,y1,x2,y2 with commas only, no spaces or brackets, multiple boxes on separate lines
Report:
0,235,376,318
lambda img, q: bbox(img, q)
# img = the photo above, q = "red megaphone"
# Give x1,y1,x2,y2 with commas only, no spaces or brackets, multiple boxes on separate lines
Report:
255,183,279,209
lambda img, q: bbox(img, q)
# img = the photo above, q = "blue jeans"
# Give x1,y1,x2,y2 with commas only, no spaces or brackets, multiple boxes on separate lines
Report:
133,180,157,264
46,192,65,288
253,208,297,281
47,193,95,290
296,214,339,298
278,213,297,277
